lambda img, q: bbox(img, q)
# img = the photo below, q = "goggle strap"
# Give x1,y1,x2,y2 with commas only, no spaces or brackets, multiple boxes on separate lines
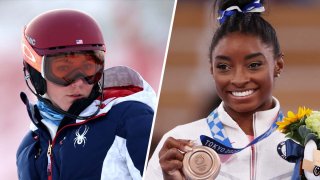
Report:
41,56,46,79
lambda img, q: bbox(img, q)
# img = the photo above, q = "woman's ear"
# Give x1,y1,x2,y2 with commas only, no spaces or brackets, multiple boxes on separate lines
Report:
210,60,214,75
274,53,284,78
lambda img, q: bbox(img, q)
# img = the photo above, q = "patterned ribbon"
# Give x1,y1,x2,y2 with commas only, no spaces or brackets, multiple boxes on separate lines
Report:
277,139,305,178
201,109,283,154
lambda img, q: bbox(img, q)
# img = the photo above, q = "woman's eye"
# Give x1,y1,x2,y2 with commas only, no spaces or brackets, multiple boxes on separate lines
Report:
216,64,230,71
57,65,69,72
248,62,262,69
83,63,93,70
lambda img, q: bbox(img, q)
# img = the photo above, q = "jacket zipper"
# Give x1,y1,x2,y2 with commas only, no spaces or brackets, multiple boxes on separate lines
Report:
250,145,256,180
47,141,52,180
251,114,257,180
45,113,106,180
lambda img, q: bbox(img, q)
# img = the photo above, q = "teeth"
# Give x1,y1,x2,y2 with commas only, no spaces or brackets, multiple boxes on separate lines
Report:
232,90,254,97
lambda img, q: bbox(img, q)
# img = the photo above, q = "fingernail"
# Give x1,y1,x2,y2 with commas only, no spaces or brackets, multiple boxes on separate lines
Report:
167,170,178,175
189,140,197,146
184,146,193,152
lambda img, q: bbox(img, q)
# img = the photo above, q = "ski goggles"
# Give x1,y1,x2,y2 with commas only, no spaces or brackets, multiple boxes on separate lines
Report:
43,51,104,86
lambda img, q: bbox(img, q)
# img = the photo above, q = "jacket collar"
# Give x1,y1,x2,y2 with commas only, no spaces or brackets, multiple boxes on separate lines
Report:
217,97,280,136
77,66,156,122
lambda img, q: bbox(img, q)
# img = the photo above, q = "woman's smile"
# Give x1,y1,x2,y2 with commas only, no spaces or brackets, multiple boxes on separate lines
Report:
230,89,255,97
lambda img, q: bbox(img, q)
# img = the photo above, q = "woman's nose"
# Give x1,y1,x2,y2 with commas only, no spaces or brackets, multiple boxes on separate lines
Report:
230,68,249,87
70,78,85,87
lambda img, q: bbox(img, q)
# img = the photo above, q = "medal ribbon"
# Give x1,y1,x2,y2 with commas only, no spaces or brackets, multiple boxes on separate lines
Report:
201,109,283,154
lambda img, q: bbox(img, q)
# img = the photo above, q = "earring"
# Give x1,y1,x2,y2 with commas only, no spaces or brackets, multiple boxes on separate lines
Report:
276,73,280,77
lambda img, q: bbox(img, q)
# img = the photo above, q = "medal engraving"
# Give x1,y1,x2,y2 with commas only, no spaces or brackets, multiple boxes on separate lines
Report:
189,152,212,175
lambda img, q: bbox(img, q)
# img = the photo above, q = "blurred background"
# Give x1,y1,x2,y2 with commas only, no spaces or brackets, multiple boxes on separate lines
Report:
0,0,174,179
149,0,320,158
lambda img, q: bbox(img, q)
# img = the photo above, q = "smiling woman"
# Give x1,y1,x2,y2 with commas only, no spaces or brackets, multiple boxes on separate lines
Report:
211,32,284,135
145,0,295,179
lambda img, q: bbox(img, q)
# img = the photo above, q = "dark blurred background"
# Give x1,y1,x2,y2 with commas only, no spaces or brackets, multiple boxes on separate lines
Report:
0,0,174,179
149,0,320,159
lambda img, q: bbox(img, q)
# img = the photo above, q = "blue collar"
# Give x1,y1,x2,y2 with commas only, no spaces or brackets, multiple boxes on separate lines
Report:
37,100,64,126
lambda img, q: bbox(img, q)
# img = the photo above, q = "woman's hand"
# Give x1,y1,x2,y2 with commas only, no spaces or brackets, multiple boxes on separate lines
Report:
158,137,194,180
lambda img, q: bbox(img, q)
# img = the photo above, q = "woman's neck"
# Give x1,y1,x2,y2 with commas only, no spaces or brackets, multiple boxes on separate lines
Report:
223,99,275,136
225,108,255,135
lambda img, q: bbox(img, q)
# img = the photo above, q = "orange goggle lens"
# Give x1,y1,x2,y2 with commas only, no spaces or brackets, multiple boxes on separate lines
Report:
44,51,104,86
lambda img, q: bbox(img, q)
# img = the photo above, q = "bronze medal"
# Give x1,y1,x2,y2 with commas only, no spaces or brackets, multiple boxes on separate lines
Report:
183,146,221,180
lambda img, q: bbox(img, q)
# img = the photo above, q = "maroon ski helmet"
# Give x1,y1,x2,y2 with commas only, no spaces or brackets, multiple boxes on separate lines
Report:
22,9,106,73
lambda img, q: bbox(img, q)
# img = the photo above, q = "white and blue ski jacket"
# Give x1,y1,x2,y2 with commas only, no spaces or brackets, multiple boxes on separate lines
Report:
17,66,156,180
